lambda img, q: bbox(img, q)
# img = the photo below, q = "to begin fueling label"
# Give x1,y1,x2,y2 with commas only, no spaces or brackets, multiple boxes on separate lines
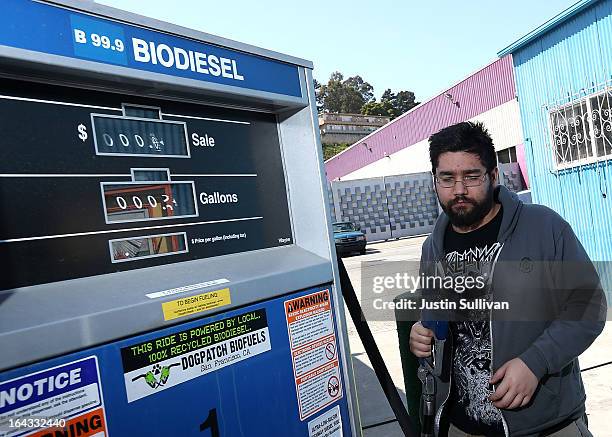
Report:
0,357,107,437
285,290,343,420
161,287,231,321
121,308,271,402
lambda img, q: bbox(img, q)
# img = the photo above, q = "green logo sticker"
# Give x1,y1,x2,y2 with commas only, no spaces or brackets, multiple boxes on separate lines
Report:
132,362,181,389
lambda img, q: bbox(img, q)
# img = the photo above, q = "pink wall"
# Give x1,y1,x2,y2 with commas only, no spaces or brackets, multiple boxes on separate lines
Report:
325,55,517,181
515,142,529,188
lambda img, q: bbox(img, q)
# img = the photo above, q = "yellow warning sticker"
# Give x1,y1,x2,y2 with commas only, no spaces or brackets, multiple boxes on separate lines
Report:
162,288,231,321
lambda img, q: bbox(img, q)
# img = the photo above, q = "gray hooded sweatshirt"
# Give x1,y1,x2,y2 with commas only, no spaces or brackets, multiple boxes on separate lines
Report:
420,185,607,436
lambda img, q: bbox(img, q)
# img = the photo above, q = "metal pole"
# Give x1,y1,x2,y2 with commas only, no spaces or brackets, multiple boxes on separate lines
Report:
336,255,418,437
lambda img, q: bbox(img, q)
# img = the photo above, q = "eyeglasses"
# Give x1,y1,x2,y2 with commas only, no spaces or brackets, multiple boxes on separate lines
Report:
435,173,488,188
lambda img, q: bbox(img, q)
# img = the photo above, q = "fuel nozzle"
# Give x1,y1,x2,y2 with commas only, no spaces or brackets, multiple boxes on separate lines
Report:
418,320,449,437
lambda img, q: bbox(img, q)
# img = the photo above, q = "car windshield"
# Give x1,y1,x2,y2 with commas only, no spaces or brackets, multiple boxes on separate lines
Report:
333,223,357,233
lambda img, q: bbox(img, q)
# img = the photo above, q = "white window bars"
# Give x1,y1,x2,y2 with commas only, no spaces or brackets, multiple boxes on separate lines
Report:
546,85,612,171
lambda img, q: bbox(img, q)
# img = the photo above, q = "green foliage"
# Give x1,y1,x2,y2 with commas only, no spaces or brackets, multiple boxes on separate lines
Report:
322,143,351,161
316,73,420,164
395,90,419,114
361,100,394,117
316,72,374,114
315,72,419,119
343,75,374,103
361,88,419,119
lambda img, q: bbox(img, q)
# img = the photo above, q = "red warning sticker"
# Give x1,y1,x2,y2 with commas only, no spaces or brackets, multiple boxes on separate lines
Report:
285,289,343,420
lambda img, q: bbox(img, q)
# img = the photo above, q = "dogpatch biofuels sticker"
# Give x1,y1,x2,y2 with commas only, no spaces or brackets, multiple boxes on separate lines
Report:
121,308,270,402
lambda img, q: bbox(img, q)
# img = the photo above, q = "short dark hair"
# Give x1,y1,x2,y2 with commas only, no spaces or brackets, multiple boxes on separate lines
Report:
428,121,497,174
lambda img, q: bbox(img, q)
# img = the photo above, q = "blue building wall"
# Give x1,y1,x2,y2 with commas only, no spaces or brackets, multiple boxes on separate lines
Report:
508,0,612,294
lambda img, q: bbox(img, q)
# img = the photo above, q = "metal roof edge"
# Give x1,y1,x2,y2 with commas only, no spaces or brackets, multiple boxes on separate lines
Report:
497,0,600,57
324,56,508,164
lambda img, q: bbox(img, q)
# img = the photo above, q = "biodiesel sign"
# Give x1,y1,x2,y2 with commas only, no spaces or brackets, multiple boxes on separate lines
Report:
120,309,270,402
0,0,302,97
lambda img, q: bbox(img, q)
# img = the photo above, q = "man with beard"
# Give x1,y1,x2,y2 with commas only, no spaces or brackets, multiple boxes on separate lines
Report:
408,122,606,436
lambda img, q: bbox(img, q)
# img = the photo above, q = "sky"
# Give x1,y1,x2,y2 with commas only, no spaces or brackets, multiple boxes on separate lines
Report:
96,0,579,103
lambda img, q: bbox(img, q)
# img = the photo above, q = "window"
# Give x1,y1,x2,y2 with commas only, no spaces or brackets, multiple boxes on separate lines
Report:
497,149,510,164
332,222,358,233
549,89,612,168
496,146,517,164
589,92,612,158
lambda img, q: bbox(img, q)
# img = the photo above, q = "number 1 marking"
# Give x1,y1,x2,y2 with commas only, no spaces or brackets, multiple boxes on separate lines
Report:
199,408,220,437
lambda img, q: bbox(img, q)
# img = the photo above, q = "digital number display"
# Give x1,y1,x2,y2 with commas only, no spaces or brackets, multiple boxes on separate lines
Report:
110,232,188,263
101,182,198,224
0,78,294,291
92,114,189,158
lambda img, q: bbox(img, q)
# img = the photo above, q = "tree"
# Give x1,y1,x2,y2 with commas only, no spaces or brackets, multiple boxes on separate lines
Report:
314,72,419,118
361,88,419,119
322,143,351,161
381,88,394,102
395,90,419,114
343,75,374,104
361,100,394,117
321,74,351,113
316,72,375,114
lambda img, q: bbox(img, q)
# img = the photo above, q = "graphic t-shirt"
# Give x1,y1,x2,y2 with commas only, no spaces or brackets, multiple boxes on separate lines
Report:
442,205,505,436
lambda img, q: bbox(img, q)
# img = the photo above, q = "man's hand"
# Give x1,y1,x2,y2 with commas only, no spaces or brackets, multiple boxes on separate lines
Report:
409,322,434,357
489,358,538,409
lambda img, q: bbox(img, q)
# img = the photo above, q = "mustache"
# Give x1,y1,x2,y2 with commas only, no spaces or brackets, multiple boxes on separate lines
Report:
449,196,476,206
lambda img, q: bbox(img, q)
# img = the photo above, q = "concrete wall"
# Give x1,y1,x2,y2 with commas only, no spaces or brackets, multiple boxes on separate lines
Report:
327,172,439,241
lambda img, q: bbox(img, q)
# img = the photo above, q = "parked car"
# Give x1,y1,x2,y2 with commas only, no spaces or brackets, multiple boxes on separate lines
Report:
332,221,367,255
